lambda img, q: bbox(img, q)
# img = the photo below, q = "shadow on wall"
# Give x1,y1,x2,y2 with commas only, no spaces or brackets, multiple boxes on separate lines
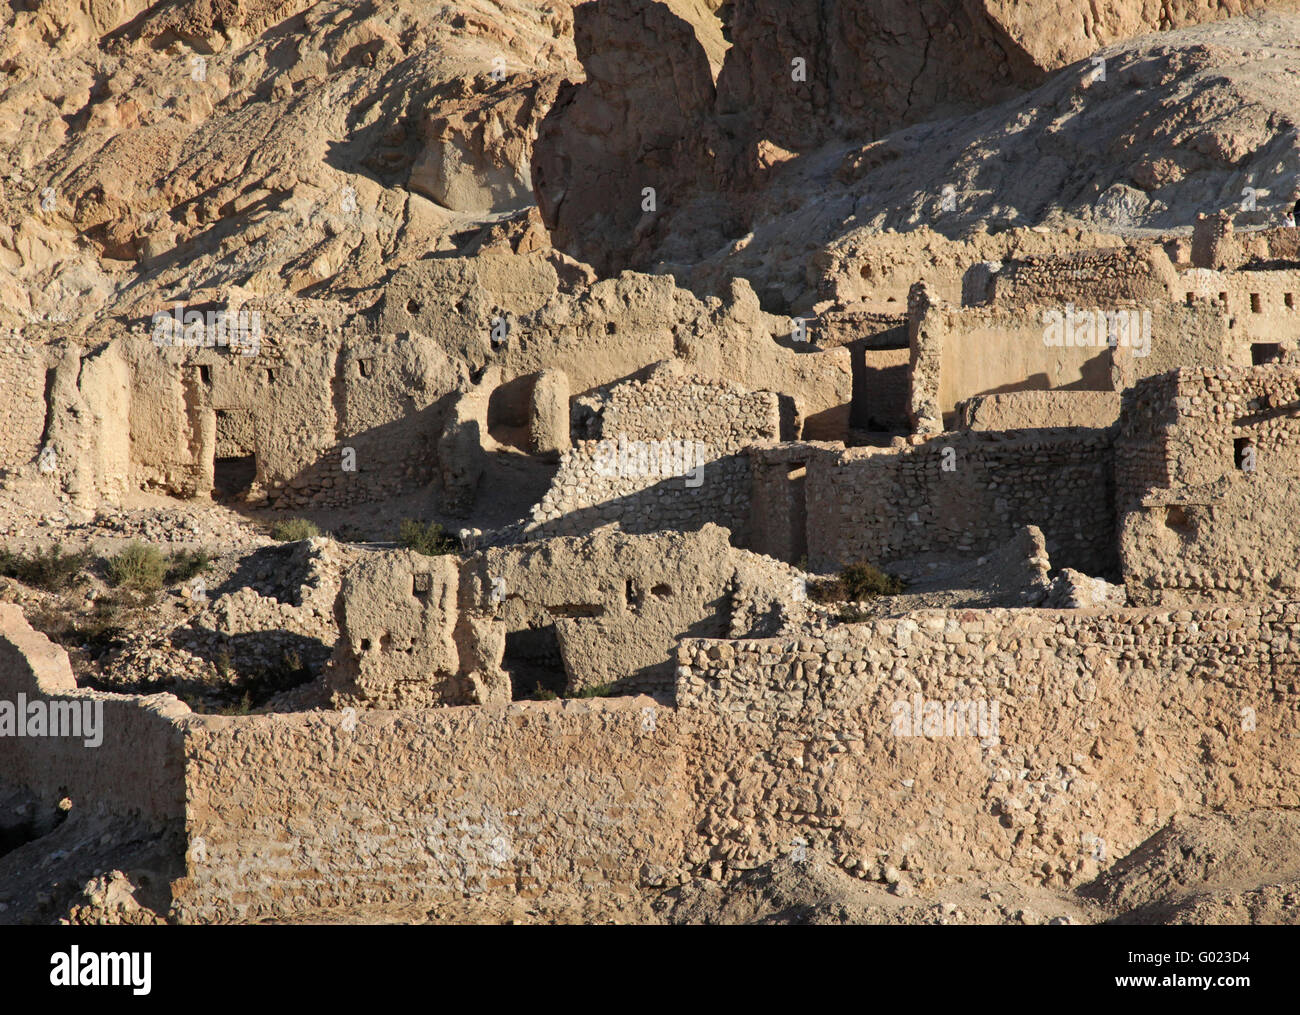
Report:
495,577,732,703
523,453,755,547
173,395,459,518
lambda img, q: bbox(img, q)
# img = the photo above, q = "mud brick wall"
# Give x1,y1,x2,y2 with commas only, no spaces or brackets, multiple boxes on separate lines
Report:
677,603,1300,888
172,700,695,922
264,337,456,511
1176,267,1300,346
804,429,1116,574
0,605,187,825
956,390,1121,430
122,328,459,511
910,297,1112,428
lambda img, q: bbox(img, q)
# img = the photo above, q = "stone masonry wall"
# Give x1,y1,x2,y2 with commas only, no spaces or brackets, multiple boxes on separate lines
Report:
989,246,1175,306
1118,366,1300,603
804,429,1116,574
9,594,1300,921
171,700,695,922
676,603,1300,888
522,376,779,543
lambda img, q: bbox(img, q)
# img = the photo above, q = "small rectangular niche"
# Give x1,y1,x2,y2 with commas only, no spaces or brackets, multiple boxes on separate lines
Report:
1234,437,1255,470
1251,343,1282,365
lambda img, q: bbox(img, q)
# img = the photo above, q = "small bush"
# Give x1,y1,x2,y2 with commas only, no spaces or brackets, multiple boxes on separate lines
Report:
0,543,89,592
166,549,211,584
532,689,559,702
840,561,905,600
30,591,131,658
217,692,254,716
398,519,458,556
271,518,320,541
574,682,617,699
810,561,905,603
105,542,167,591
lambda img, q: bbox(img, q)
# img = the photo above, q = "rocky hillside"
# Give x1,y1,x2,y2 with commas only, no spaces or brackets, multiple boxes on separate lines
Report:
5,0,1298,329
536,6,1300,306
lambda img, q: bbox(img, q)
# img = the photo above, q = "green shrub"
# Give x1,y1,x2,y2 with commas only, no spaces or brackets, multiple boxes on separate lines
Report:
532,689,559,701
398,519,458,556
839,561,905,600
217,692,254,716
166,549,211,584
574,682,617,699
105,541,167,591
810,561,905,603
0,543,89,591
271,518,320,541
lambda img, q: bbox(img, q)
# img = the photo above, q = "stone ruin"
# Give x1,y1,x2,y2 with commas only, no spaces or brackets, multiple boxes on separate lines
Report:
3,0,1300,927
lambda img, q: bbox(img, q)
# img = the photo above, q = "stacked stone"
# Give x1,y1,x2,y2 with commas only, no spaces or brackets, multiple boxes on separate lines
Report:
523,375,781,541
675,600,1300,885
805,429,1115,574
991,248,1157,305
599,374,780,452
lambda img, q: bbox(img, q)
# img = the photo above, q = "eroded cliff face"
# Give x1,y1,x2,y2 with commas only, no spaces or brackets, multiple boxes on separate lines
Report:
0,0,583,326
532,0,1300,301
532,0,722,277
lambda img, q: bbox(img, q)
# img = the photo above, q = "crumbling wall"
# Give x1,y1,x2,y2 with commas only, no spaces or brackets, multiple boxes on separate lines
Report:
815,226,1131,309
9,595,1299,921
121,326,466,511
0,604,188,826
172,699,694,923
803,430,1116,574
911,289,1235,428
1118,366,1300,603
988,246,1177,306
382,264,850,442
265,334,462,511
325,550,494,710
677,602,1300,887
472,525,745,697
1176,267,1300,350
522,375,779,543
